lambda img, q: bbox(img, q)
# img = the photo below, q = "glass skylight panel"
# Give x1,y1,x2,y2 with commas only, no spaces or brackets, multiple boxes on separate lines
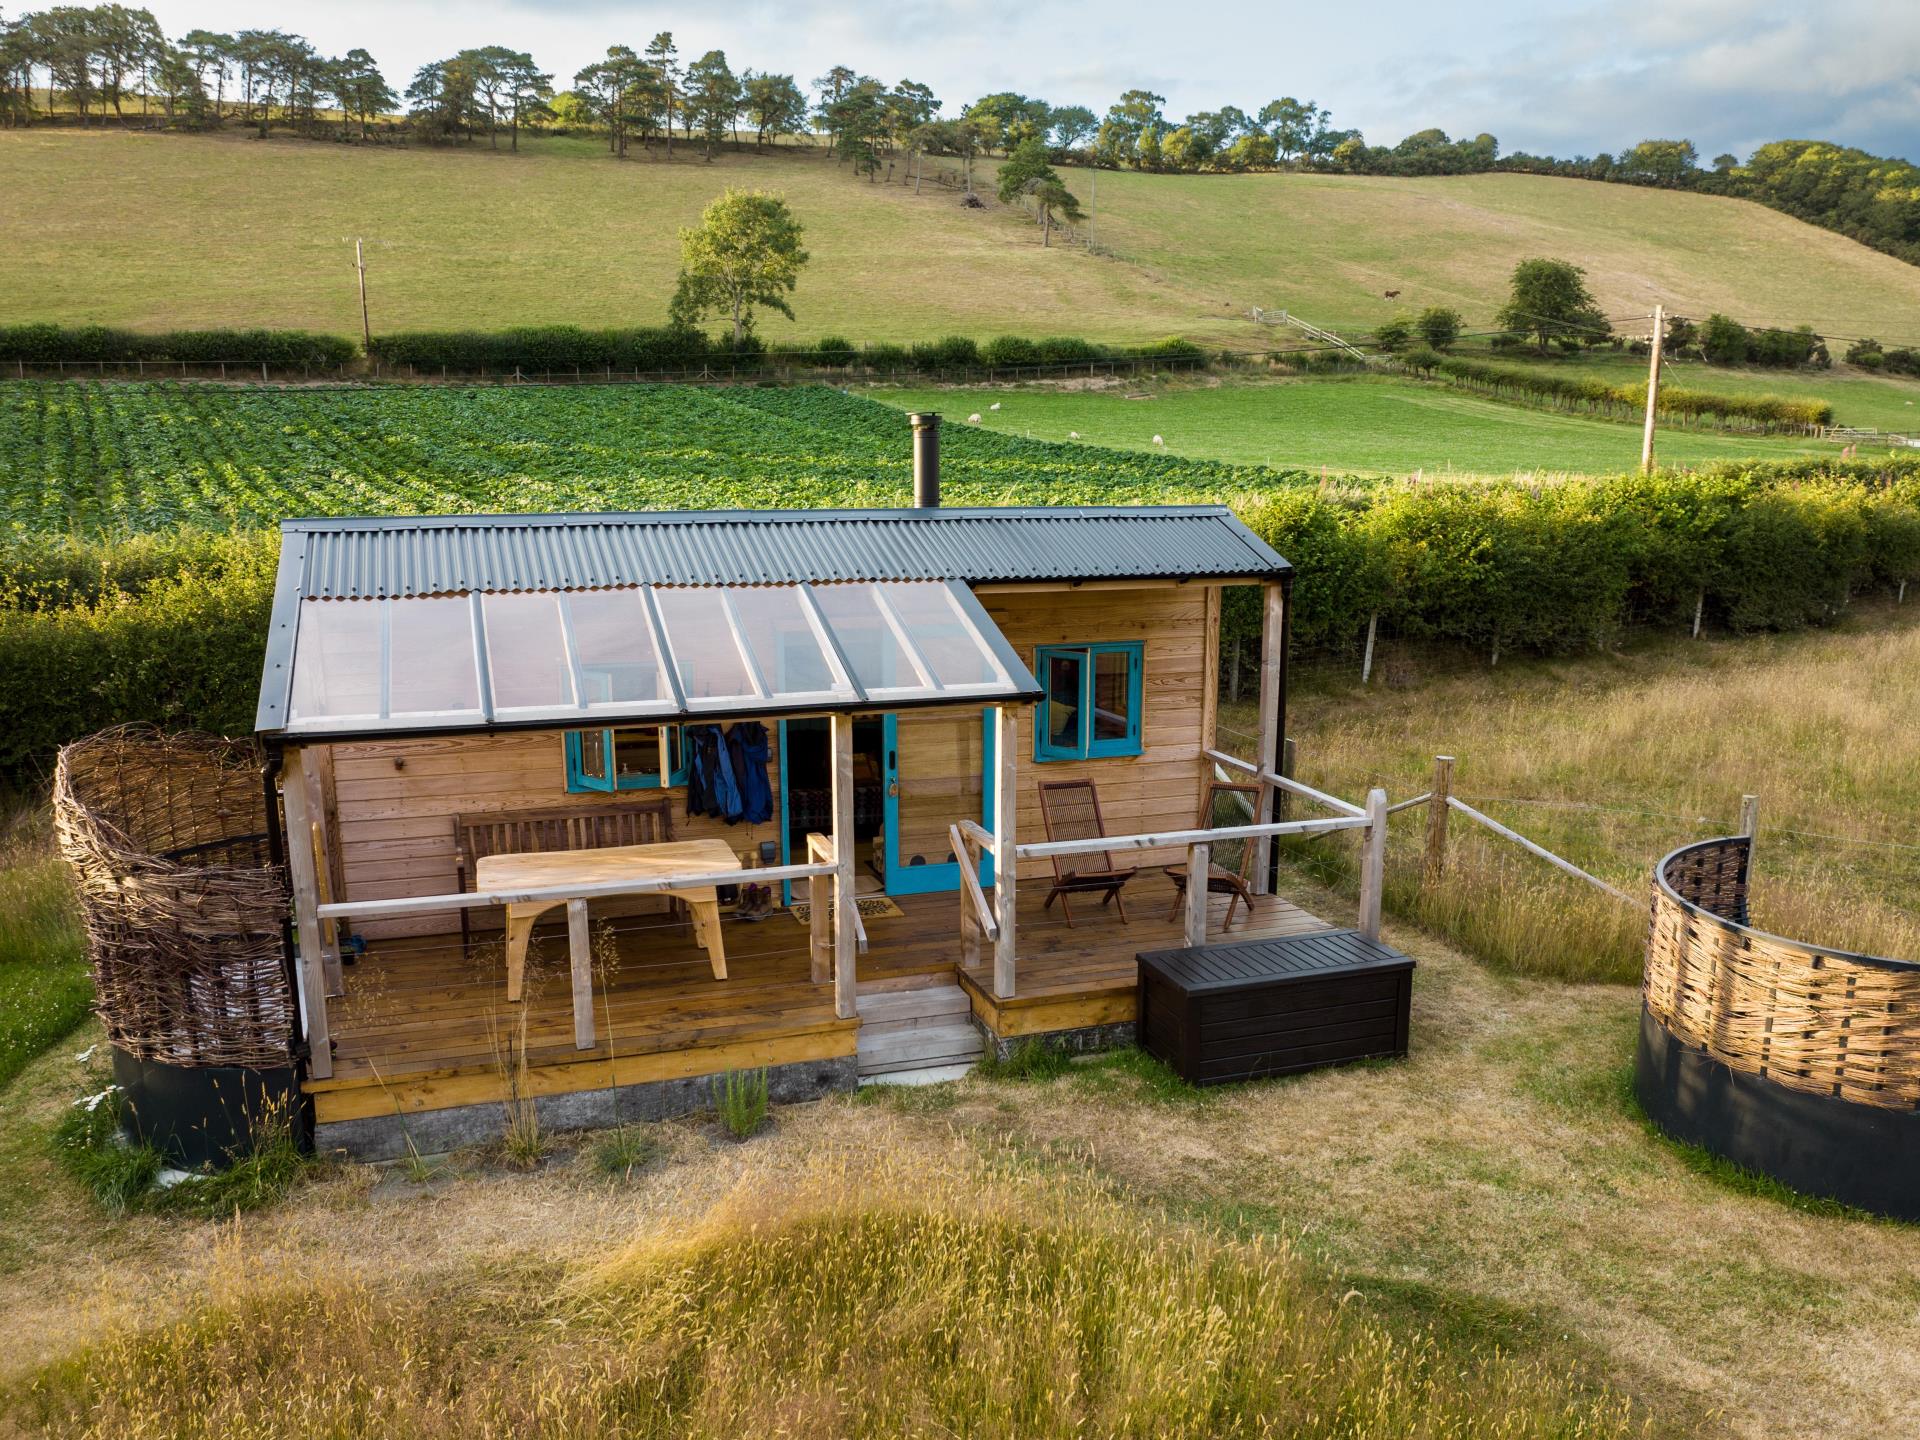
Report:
652,586,757,703
566,590,670,708
727,586,849,699
808,583,922,693
288,600,383,723
386,597,481,716
877,582,1006,690
482,592,574,712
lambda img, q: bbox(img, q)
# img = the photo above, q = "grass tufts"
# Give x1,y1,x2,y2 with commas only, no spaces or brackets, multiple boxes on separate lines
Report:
588,1126,658,1181
712,1068,769,1141
975,1036,1073,1082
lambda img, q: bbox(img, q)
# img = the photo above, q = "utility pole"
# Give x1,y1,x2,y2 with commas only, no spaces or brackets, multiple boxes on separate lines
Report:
1640,303,1665,475
353,238,372,356
1088,167,1096,248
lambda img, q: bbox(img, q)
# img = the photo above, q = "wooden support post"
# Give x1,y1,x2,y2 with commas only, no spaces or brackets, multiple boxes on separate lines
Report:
1358,787,1388,942
807,834,830,984
1184,840,1210,948
830,714,857,1021
1360,612,1378,685
279,748,332,1080
1424,755,1454,886
1252,581,1286,894
1739,794,1759,840
958,833,981,970
1641,303,1665,475
1691,589,1705,639
990,704,1019,1000
566,898,594,1050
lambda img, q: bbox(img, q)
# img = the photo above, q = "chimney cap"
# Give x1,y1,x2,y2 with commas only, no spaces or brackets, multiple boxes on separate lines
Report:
907,410,941,427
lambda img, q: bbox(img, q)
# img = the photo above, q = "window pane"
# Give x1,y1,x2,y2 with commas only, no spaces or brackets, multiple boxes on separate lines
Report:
289,600,383,721
613,726,678,785
1092,650,1132,744
567,590,666,706
483,592,573,712
1046,651,1083,751
727,587,842,696
653,587,755,701
809,584,917,692
576,728,610,786
880,583,1001,688
386,597,480,715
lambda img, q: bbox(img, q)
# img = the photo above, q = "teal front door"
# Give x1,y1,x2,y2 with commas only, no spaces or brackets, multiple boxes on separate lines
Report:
882,710,995,896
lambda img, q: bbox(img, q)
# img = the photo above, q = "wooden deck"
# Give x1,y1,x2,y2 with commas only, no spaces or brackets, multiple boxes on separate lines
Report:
307,883,1330,1124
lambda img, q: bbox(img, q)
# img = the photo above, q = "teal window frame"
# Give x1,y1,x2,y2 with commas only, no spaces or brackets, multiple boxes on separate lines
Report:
565,725,689,793
1033,642,1144,762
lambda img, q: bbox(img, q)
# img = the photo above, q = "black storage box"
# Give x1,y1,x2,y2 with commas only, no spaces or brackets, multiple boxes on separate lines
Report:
1137,929,1415,1085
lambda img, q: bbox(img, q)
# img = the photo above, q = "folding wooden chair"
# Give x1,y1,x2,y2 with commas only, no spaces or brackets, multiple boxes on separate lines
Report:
1036,779,1139,926
1163,781,1265,931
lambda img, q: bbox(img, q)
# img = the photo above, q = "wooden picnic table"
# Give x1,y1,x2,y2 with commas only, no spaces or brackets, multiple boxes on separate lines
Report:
478,837,737,1005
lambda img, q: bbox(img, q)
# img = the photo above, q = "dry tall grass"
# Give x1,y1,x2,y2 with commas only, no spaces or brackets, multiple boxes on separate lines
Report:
8,1149,1642,1440
1280,608,1920,982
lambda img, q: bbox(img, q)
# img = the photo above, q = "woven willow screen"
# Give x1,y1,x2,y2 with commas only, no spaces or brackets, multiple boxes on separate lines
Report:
1644,837,1920,1110
53,727,296,1068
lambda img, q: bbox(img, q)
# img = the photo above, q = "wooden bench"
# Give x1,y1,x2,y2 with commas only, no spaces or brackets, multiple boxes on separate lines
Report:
1136,929,1414,1085
453,800,675,956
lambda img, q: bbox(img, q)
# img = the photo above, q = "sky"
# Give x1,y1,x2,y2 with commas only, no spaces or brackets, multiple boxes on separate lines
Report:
135,0,1920,163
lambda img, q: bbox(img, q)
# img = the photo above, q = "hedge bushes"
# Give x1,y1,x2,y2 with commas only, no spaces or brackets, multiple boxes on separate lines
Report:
367,325,749,374
1236,464,1920,656
1429,357,1833,431
0,324,356,371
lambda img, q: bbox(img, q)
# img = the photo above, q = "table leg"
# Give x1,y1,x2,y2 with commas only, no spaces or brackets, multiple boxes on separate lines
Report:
503,906,544,1001
691,899,728,980
566,898,594,1049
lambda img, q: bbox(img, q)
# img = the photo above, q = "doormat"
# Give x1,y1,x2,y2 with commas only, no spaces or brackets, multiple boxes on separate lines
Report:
790,896,905,926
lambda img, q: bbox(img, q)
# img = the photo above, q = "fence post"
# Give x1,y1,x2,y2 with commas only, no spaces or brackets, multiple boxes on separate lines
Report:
1358,788,1388,942
1692,589,1705,639
1424,755,1453,886
1739,793,1759,840
1361,612,1379,685
1274,737,1297,821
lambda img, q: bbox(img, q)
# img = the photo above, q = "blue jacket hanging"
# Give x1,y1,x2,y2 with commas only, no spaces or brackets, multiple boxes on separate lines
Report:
727,722,774,825
685,725,743,822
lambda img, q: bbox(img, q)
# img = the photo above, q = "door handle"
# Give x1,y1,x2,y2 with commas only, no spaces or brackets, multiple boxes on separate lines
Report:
888,782,900,797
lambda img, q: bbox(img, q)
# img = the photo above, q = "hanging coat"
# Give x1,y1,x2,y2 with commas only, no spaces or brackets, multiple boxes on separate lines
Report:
685,725,744,822
727,722,775,825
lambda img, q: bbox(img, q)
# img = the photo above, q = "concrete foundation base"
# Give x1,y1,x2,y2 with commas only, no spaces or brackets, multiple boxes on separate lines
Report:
316,1054,858,1162
977,1019,1136,1061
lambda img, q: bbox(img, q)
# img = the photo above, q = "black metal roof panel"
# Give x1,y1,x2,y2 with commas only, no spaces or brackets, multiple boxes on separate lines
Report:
282,505,1291,598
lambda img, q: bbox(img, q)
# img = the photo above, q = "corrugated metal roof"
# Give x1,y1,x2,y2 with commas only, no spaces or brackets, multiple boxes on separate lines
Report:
283,506,1291,599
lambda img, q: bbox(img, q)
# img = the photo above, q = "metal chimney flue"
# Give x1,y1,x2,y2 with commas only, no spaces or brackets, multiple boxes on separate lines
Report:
909,411,940,508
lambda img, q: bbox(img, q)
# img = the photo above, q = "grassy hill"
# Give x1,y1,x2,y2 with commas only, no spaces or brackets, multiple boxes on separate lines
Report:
6,129,1920,347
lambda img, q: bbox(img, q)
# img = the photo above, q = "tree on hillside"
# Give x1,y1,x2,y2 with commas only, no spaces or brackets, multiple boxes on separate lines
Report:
684,48,738,159
329,47,392,138
1712,152,1738,173
811,63,855,152
669,188,809,344
1496,258,1611,353
1416,306,1463,350
177,28,232,119
1030,177,1083,245
741,70,805,147
1097,88,1164,167
1620,138,1698,184
1049,104,1096,151
997,137,1083,244
644,31,677,158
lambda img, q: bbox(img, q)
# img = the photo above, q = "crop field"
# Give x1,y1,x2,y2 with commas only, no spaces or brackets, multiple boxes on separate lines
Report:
877,375,1830,475
8,128,1920,347
0,381,1297,538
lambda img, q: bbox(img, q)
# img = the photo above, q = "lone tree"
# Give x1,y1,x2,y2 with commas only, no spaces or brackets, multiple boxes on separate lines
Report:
1496,258,1610,353
997,136,1084,242
669,189,809,344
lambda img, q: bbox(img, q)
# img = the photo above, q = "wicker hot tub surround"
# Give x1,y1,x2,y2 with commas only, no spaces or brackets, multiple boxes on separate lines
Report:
53,727,302,1165
1637,835,1920,1218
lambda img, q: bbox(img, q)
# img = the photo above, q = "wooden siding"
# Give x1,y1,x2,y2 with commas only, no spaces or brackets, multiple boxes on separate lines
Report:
981,584,1220,881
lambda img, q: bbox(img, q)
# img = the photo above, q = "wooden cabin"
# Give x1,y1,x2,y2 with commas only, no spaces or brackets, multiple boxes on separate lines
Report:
258,427,1353,1156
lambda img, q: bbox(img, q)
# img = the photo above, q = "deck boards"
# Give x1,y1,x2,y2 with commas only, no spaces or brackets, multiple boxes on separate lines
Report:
310,880,1331,1120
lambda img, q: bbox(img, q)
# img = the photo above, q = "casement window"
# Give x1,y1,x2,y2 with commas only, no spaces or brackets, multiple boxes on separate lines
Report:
1033,642,1144,761
565,725,688,792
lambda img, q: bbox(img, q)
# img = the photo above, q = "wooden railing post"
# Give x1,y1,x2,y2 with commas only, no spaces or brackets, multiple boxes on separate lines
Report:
1359,788,1388,942
1424,755,1454,886
990,705,1019,1000
831,714,858,1020
1739,794,1759,840
807,833,830,984
279,747,332,1080
1184,840,1210,948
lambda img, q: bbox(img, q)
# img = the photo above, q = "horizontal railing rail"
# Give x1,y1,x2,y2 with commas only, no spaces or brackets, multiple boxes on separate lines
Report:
1445,796,1632,902
1015,815,1368,862
1202,747,1365,819
949,824,1000,942
315,859,835,922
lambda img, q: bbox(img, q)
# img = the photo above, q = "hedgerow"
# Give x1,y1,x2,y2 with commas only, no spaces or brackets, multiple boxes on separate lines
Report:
0,323,356,371
1429,357,1834,431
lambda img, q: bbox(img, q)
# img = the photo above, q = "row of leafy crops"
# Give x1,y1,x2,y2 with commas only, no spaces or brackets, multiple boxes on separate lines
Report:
0,382,1302,538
